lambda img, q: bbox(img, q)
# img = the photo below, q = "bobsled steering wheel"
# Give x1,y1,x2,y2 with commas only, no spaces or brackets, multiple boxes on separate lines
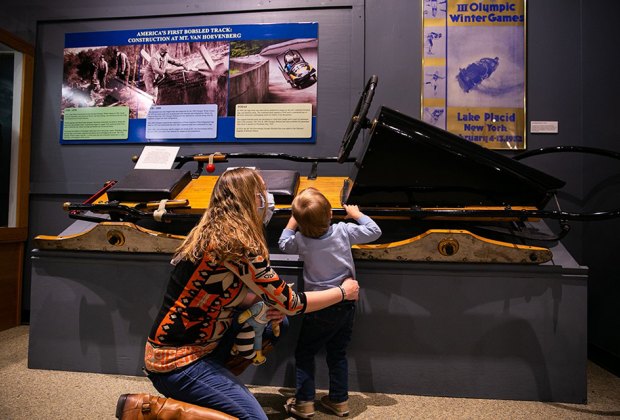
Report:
337,75,379,163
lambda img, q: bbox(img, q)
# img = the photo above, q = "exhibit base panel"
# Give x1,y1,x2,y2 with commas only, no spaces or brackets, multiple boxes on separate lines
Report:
345,268,587,403
28,246,587,403
28,251,171,376
240,259,587,404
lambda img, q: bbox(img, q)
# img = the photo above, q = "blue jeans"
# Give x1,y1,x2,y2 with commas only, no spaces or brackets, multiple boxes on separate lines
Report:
295,301,356,403
147,317,287,420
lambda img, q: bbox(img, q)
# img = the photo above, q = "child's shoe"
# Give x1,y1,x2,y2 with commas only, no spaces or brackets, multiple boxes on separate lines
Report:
284,397,315,418
320,395,349,417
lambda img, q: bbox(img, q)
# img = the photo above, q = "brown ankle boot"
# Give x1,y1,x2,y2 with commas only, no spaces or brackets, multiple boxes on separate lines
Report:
115,393,237,420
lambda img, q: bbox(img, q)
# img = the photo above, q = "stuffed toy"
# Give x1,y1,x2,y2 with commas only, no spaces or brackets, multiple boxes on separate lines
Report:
231,301,281,365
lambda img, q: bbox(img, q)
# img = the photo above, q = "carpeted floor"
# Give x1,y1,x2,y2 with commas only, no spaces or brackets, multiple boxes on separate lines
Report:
1,326,618,419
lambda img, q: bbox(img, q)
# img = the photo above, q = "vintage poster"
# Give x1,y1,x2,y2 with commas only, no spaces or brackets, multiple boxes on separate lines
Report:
422,0,526,150
60,23,318,144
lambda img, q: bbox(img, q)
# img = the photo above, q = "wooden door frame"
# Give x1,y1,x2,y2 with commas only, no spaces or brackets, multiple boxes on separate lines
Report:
0,28,34,328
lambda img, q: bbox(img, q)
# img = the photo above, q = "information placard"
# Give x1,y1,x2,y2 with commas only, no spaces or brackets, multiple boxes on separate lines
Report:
60,22,319,144
134,146,180,169
62,107,129,140
235,103,312,138
146,104,218,139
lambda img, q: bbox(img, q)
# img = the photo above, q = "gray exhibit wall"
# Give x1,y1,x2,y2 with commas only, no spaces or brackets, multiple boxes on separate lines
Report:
580,2,620,375
0,0,618,376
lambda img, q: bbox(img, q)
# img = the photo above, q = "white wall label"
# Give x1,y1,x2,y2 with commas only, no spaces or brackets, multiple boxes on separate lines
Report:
530,121,559,134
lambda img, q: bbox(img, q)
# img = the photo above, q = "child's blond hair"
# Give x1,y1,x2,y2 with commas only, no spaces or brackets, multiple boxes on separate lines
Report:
292,187,332,238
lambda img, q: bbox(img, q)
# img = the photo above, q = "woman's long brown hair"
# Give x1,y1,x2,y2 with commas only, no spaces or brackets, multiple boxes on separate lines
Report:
173,167,268,264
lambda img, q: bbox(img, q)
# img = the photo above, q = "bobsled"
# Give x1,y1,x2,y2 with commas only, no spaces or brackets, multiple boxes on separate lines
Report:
35,76,620,264
276,49,317,89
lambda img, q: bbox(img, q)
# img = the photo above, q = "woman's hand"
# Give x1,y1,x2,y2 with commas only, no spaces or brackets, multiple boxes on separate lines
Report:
303,278,360,313
266,307,286,323
341,278,360,301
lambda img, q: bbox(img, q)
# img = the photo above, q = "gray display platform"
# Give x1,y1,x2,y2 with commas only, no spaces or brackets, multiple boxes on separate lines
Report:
28,240,587,403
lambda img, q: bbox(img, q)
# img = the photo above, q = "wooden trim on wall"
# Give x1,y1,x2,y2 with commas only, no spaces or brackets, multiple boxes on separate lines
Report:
0,27,35,56
16,54,33,228
0,29,34,228
0,227,28,243
0,29,34,330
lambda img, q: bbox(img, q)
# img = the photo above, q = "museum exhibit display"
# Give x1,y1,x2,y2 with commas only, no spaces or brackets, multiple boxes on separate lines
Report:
29,76,620,403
